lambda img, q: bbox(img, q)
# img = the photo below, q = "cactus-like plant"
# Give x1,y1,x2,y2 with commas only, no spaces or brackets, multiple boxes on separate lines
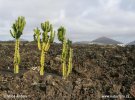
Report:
34,21,55,75
10,16,26,73
57,26,73,79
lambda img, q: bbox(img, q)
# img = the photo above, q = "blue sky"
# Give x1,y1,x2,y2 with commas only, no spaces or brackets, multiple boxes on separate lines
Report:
0,0,135,43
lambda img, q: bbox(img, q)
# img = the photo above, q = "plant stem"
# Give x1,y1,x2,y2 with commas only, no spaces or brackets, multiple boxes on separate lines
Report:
40,43,46,75
14,39,20,73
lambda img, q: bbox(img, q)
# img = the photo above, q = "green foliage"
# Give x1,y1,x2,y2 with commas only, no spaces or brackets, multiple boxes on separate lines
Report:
34,28,41,50
10,16,26,74
57,26,73,79
34,21,55,75
57,26,66,42
10,16,26,39
33,27,41,41
41,21,52,32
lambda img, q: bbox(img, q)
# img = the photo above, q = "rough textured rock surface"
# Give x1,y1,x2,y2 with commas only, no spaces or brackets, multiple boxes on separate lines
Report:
0,42,135,100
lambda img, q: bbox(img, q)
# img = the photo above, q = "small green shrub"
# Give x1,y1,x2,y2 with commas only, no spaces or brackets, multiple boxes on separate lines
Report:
10,16,26,73
57,26,73,79
34,21,55,75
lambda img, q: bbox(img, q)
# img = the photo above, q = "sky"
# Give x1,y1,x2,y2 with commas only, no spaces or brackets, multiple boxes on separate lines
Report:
0,0,135,43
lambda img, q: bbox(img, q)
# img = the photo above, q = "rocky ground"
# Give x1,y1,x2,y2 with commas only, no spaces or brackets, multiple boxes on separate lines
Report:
0,42,135,100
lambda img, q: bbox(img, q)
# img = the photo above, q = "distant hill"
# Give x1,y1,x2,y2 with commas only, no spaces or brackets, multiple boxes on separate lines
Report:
90,37,123,45
127,40,135,45
74,37,123,45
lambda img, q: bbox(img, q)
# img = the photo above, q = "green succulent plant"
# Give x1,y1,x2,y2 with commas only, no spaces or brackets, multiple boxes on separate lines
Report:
10,16,26,73
34,21,55,75
57,26,73,79
57,26,66,42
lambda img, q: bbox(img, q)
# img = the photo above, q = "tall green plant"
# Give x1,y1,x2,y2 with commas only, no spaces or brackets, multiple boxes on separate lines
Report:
57,26,73,79
10,16,26,73
34,21,55,75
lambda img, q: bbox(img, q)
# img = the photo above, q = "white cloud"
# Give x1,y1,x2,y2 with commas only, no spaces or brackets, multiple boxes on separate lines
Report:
0,0,135,43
